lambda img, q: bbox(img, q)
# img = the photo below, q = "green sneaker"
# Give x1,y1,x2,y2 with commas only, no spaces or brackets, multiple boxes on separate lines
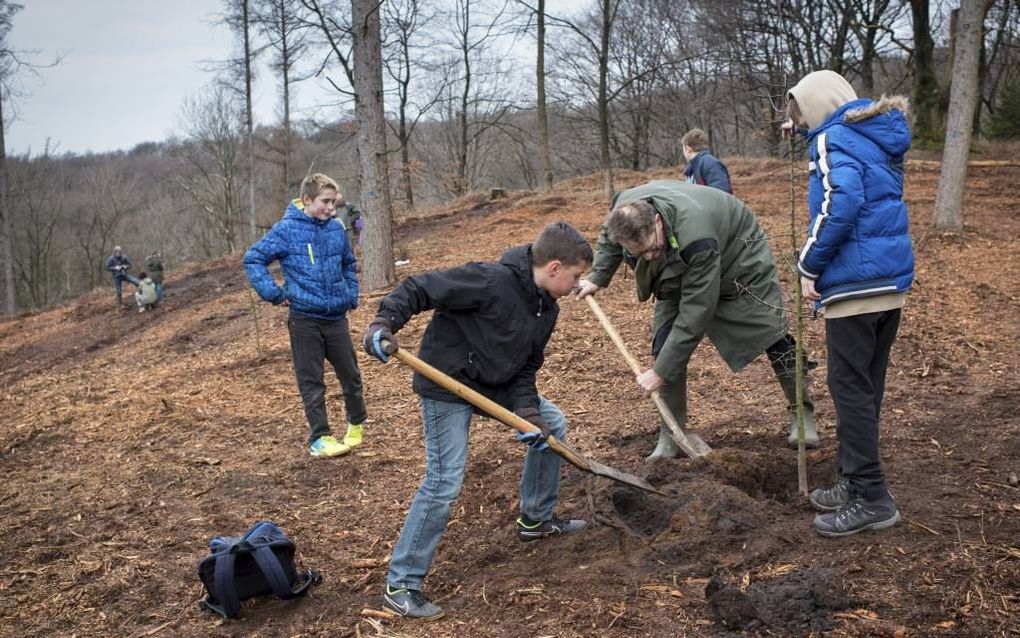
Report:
343,423,364,449
309,435,350,458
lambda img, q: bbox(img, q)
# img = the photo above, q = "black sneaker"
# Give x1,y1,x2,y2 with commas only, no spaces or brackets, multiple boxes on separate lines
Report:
516,514,587,543
382,585,445,620
814,492,900,538
809,478,849,512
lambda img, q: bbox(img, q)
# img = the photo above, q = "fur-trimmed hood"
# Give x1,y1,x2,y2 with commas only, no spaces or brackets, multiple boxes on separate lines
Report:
835,95,912,157
844,95,910,123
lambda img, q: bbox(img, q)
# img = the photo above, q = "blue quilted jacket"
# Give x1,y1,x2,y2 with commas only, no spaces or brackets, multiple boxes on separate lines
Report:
244,200,359,319
796,96,915,307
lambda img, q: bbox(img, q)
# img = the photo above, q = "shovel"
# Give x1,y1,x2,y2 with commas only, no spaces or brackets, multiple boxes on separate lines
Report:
383,341,665,496
585,296,712,458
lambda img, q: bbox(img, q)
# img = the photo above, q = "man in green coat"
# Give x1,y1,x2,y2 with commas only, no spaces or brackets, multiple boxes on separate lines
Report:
577,180,817,459
145,251,164,303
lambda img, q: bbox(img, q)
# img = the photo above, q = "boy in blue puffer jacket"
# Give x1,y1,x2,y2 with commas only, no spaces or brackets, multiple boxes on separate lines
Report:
786,70,914,537
244,173,367,458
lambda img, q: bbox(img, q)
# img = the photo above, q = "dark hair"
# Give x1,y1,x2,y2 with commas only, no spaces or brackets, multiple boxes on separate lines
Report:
682,128,710,151
532,221,593,267
605,200,656,245
139,271,148,279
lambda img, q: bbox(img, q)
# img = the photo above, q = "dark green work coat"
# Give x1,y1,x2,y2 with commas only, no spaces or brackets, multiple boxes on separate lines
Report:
588,180,787,381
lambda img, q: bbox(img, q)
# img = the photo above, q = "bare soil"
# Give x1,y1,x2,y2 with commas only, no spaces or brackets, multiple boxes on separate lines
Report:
1,158,1018,638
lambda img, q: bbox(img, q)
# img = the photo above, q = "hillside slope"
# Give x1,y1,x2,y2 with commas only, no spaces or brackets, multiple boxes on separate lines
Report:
1,160,1018,637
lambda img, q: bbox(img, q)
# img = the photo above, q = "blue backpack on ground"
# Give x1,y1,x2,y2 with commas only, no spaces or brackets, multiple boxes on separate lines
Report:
197,520,321,618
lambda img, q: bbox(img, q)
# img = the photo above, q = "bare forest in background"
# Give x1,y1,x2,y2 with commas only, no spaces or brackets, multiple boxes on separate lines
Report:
1,0,1019,313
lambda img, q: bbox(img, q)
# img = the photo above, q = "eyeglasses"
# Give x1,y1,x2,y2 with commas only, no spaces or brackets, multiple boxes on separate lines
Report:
623,223,662,259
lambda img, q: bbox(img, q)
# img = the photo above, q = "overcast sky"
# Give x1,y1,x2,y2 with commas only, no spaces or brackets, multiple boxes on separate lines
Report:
7,0,290,155
7,0,588,157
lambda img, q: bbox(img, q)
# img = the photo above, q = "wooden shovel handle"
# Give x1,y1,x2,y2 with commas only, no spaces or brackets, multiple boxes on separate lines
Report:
585,296,644,375
385,344,590,471
585,295,710,457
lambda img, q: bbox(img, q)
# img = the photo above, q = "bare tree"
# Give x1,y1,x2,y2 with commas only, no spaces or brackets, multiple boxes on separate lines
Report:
383,0,446,209
8,149,65,309
0,0,54,314
908,0,943,146
934,0,991,230
242,0,258,245
521,0,554,191
442,0,520,196
352,0,394,290
254,0,311,196
174,87,247,255
75,163,141,289
210,0,264,246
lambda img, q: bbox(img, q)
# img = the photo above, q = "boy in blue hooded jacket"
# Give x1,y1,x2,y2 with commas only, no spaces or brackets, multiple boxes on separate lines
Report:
787,70,914,537
244,173,367,458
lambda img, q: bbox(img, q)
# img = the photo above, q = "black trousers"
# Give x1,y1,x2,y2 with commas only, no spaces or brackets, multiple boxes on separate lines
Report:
826,309,901,500
288,314,368,443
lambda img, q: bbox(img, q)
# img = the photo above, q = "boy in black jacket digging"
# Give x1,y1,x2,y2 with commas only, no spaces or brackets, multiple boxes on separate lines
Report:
362,221,593,620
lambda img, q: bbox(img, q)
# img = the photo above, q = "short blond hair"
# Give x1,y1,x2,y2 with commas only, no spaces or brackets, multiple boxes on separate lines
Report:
301,173,339,200
681,128,710,152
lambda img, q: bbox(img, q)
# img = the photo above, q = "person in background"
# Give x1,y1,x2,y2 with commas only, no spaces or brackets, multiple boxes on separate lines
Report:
145,251,165,303
134,272,158,312
105,246,140,306
681,128,732,194
334,194,363,248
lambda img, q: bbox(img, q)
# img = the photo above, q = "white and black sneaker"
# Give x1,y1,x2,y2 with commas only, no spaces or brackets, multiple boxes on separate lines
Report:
382,585,445,620
809,477,850,512
516,514,587,543
814,491,900,537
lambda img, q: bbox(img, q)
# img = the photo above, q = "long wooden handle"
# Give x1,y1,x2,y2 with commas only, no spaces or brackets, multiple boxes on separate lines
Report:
585,296,643,375
387,346,590,470
585,296,704,453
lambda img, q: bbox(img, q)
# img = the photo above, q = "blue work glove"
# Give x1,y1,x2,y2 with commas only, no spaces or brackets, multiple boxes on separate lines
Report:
514,406,550,451
362,318,396,363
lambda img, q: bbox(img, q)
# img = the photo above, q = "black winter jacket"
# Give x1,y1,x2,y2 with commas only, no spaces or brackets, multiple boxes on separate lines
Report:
375,245,557,412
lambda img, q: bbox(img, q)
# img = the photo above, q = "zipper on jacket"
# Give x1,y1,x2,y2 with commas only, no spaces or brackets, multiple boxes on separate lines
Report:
307,243,315,264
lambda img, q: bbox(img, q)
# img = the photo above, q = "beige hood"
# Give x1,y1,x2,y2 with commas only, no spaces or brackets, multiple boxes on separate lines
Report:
788,70,858,131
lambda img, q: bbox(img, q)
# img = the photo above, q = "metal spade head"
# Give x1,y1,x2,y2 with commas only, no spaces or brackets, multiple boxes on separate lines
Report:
548,437,666,496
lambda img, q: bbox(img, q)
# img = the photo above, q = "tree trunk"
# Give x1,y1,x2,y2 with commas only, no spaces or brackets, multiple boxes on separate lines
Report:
910,0,943,146
0,82,13,315
536,0,553,193
399,34,414,209
399,112,414,209
243,0,257,245
280,0,292,193
933,0,987,231
457,2,471,197
597,0,613,201
352,0,395,291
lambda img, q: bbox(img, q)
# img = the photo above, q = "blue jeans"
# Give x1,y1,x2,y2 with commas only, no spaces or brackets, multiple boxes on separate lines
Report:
155,282,164,303
113,274,140,303
387,396,566,590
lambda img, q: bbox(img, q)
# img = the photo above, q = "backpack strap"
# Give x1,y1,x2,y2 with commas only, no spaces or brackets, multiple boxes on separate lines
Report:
201,550,240,618
250,544,298,599
248,542,321,600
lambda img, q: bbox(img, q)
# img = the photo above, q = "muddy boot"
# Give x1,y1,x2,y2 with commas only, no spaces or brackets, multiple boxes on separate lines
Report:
647,372,687,461
776,372,819,449
645,424,681,461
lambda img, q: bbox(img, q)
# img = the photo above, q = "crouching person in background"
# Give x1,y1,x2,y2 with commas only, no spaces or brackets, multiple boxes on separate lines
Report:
134,272,158,312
